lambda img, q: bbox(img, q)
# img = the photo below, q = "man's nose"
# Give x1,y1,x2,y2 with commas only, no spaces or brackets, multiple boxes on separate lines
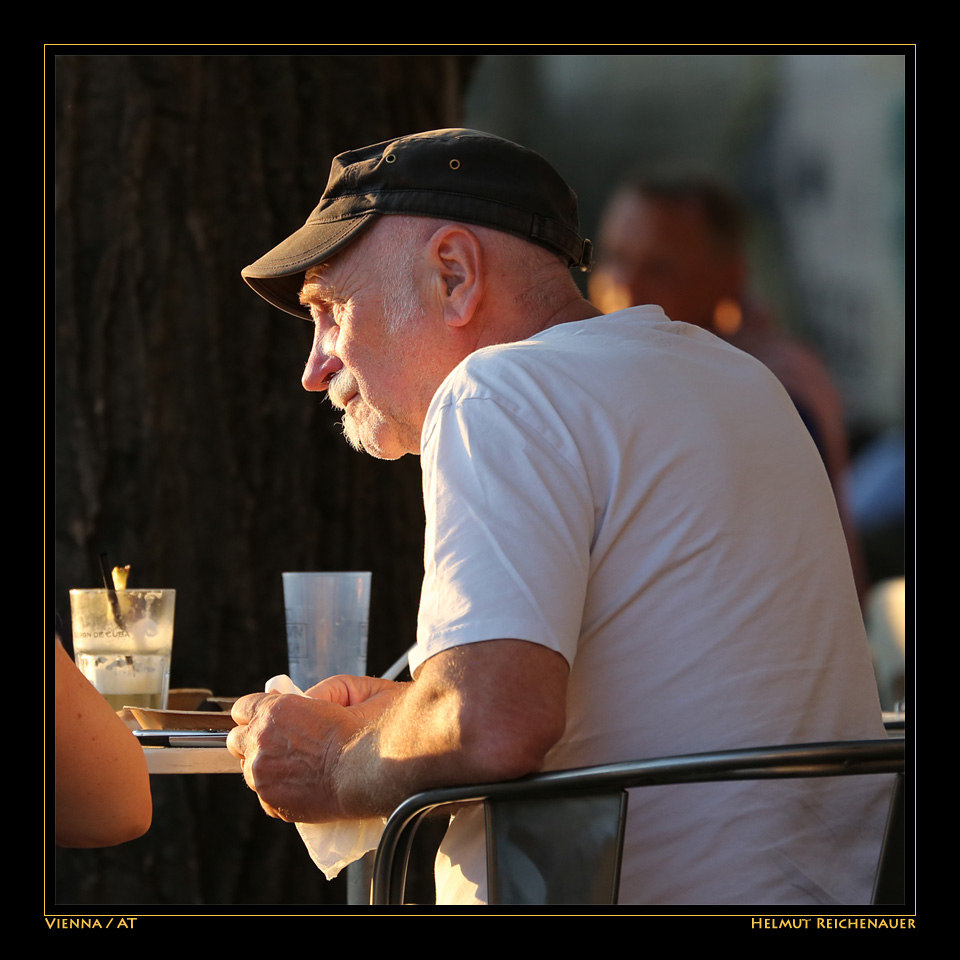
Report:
302,324,343,392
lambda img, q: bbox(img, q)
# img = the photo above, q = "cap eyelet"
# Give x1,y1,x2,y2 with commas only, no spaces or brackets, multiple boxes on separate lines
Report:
385,154,396,163
449,159,460,170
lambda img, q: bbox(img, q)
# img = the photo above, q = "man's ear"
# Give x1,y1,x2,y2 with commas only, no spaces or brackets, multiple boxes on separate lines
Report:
426,224,483,328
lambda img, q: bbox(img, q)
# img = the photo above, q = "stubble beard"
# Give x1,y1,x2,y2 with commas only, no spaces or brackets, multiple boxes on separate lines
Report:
329,267,425,458
327,371,407,459
319,220,429,457
326,372,364,453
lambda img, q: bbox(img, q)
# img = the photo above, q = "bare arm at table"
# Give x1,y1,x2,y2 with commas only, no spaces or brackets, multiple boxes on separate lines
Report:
227,639,569,823
54,639,153,847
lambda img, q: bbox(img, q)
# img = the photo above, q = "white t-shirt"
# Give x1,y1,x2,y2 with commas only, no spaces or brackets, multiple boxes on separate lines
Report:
411,306,888,905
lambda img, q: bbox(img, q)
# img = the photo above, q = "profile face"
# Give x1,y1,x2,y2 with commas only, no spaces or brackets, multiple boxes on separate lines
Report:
299,231,433,461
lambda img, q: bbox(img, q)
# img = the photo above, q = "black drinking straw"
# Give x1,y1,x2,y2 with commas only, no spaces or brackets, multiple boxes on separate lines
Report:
98,552,128,632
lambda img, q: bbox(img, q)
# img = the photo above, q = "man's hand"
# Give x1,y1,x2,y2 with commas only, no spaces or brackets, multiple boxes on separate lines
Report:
228,640,568,826
226,677,404,823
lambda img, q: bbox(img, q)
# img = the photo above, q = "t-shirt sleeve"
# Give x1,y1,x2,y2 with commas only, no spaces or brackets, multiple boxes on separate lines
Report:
410,389,594,675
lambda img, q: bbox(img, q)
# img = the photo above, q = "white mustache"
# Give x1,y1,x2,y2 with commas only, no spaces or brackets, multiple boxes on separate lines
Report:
327,372,358,410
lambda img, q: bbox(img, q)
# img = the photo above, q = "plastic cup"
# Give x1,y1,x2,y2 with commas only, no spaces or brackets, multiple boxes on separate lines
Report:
282,572,371,691
69,589,176,710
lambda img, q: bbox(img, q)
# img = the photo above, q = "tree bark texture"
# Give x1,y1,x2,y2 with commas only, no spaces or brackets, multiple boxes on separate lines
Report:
52,53,478,908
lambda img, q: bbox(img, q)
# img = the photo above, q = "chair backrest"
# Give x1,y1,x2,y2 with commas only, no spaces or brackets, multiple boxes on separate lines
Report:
371,738,906,906
485,790,628,905
871,771,906,905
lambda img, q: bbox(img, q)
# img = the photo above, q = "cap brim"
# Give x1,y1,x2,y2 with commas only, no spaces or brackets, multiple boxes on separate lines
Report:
241,212,380,319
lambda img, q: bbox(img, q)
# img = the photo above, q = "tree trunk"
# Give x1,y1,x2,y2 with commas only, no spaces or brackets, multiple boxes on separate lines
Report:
52,52,478,909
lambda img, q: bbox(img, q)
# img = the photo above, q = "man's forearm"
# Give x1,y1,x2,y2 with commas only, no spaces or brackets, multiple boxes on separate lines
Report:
332,641,569,819
332,675,471,818
230,640,568,824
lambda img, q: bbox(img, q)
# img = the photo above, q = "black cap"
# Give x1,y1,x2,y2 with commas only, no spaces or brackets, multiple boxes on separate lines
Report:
241,128,593,320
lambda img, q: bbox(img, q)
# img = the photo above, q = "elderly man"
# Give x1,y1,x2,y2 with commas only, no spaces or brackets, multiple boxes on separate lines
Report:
231,129,886,905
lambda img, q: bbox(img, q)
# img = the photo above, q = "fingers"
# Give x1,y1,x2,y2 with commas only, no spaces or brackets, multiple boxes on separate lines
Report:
303,675,356,704
225,718,254,763
225,685,388,823
226,700,288,820
231,691,279,725
305,674,400,706
225,692,342,823
227,693,278,799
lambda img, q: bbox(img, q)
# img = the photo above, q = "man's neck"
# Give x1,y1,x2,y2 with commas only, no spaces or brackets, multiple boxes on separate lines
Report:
540,295,603,332
475,291,602,352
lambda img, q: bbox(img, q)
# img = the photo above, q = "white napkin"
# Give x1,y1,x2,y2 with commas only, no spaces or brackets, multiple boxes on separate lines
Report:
264,674,386,880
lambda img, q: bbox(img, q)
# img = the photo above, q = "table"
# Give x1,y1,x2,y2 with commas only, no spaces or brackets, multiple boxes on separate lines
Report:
142,745,240,774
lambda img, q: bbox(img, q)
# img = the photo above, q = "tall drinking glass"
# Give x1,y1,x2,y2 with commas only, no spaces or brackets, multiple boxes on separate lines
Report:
282,573,370,691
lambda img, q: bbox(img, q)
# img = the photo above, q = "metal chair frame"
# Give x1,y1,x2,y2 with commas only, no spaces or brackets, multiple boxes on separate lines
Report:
371,738,906,906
